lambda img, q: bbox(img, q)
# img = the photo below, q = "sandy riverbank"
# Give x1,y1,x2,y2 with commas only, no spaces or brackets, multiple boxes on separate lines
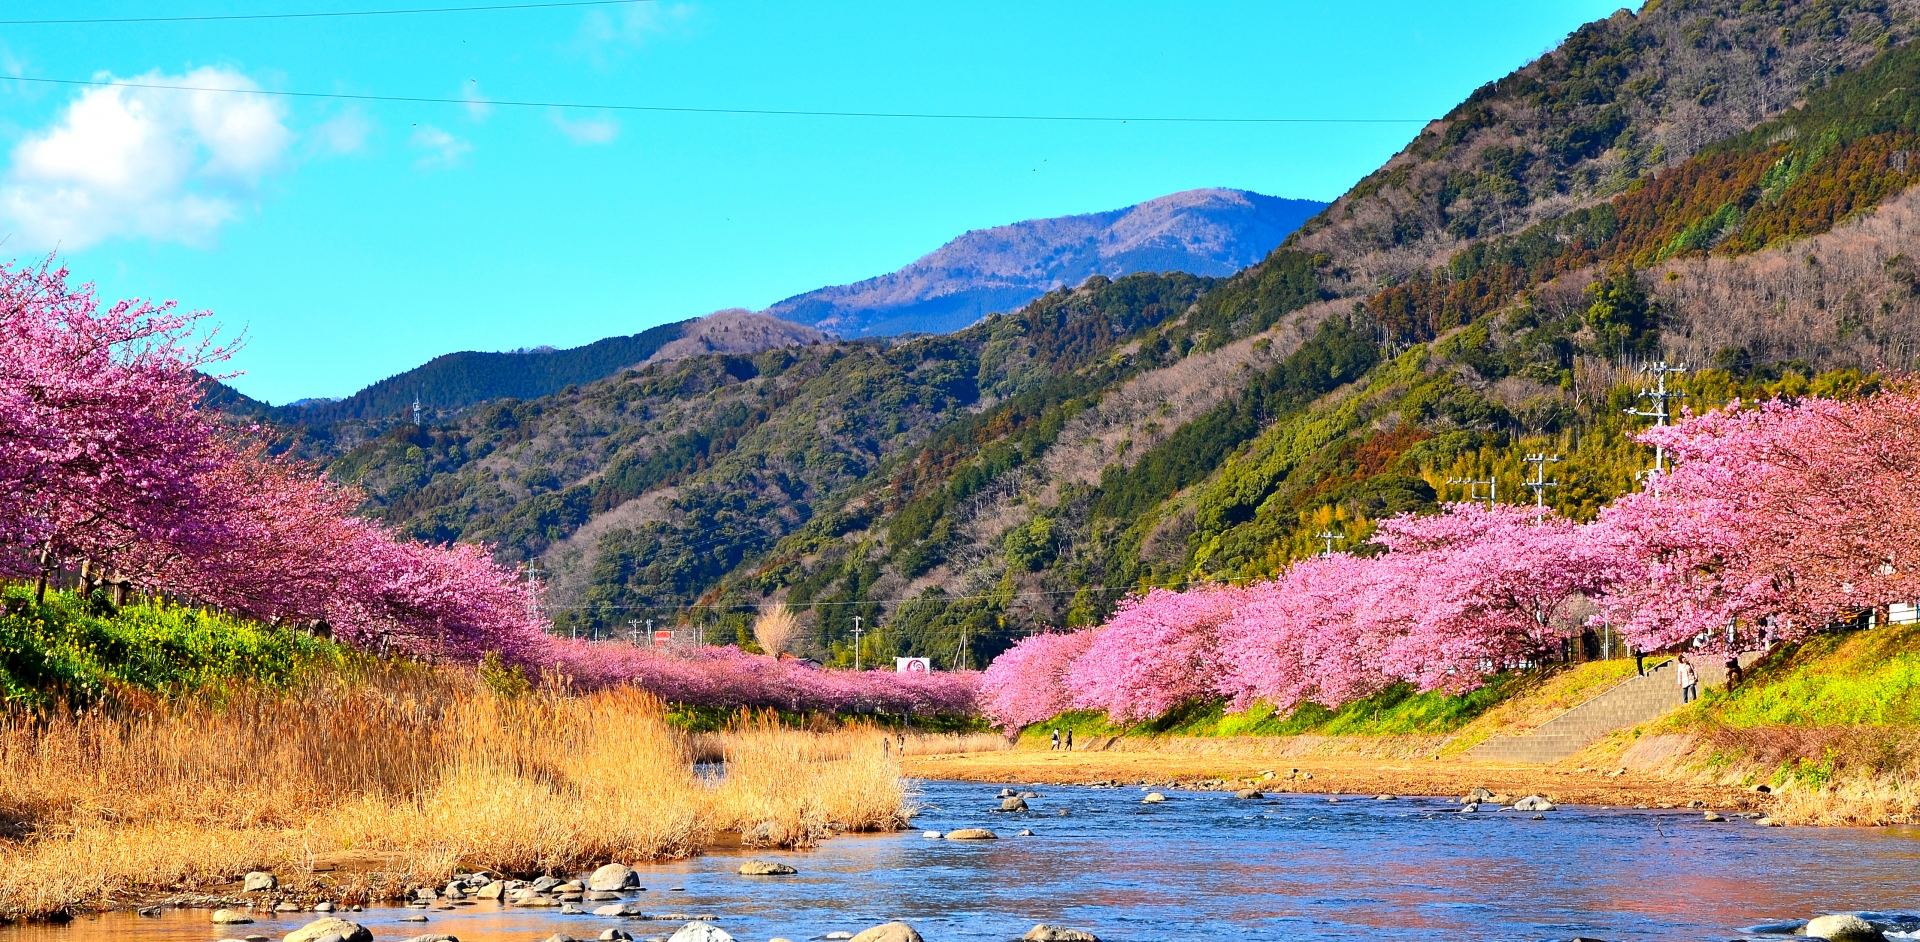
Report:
902,747,1771,813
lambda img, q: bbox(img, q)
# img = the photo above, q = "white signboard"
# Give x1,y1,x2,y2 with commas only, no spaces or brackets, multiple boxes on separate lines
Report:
895,657,931,674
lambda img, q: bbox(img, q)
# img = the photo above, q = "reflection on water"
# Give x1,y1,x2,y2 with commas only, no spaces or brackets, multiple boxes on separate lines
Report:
9,781,1920,942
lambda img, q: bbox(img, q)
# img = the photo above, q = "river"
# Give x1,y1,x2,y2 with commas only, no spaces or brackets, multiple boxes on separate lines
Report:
8,781,1920,942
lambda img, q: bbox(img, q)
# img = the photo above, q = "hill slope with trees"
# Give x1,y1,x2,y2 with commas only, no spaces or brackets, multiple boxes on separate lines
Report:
315,0,1920,669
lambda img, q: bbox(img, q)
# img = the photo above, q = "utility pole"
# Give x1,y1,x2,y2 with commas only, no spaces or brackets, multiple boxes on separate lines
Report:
1523,453,1562,508
1625,361,1689,480
955,628,970,671
628,618,643,646
1447,475,1497,507
852,615,864,671
1314,528,1345,558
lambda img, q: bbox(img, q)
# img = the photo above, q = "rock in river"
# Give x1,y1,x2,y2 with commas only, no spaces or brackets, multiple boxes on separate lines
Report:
284,918,372,942
1234,789,1263,800
600,930,632,942
211,910,253,925
849,923,922,942
1803,914,1885,941
474,882,506,900
1023,925,1099,942
592,903,646,917
922,831,942,839
243,872,278,893
1142,793,1166,804
665,921,735,942
943,828,997,840
1000,797,1029,812
738,860,797,875
589,864,641,892
1512,795,1555,812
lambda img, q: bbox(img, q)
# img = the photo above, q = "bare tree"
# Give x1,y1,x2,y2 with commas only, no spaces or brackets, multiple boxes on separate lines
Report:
753,603,799,656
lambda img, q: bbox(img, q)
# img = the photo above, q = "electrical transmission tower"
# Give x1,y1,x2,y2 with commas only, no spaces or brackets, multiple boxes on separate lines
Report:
1447,475,1497,507
1625,361,1689,481
1523,453,1562,508
1314,528,1345,558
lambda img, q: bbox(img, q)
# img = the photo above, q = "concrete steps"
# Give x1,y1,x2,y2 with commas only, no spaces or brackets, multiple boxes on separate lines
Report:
1462,654,1757,764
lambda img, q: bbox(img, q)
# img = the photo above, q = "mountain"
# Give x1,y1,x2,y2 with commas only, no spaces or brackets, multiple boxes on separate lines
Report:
638,309,829,364
276,319,695,424
317,0,1920,670
765,188,1327,337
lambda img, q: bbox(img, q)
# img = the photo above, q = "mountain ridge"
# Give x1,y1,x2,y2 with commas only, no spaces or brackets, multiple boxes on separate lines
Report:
765,188,1327,336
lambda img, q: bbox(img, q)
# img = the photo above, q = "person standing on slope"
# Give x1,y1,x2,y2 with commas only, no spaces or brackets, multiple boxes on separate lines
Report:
1678,656,1699,704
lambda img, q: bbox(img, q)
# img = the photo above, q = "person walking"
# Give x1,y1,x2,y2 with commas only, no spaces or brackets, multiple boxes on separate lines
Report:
1678,656,1699,704
1050,728,1060,751
1064,729,1074,751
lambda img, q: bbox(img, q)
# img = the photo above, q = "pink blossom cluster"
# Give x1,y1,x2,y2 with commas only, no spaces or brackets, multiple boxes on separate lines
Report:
0,262,550,665
1594,388,1920,652
552,641,981,715
979,504,1626,727
984,385,1920,728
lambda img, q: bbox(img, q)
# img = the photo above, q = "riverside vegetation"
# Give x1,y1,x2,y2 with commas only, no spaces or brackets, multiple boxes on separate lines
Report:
0,590,942,922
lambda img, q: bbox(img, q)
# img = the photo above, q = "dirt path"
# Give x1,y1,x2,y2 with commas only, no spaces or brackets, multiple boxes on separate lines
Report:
902,748,1770,813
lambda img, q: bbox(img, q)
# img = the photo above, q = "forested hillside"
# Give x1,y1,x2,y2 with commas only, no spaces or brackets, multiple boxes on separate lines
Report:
317,0,1920,668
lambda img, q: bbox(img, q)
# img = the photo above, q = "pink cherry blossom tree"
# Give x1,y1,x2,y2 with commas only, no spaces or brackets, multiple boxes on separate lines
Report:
978,628,1096,728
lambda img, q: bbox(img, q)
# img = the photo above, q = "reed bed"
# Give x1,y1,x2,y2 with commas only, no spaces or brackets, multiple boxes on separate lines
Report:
0,668,915,920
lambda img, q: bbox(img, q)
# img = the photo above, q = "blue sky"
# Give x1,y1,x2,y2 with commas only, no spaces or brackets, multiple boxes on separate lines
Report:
0,0,1624,403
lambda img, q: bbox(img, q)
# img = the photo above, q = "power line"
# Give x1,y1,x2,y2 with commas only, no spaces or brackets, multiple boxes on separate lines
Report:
1,75,1434,124
0,0,651,25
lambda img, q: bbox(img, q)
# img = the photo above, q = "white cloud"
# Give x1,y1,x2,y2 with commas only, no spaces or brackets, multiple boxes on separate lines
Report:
410,125,471,170
312,109,373,155
1,67,292,250
575,2,696,62
461,80,492,121
549,110,619,145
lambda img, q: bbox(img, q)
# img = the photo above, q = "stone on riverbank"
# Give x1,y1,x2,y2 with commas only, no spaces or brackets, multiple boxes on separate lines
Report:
849,923,922,942
738,860,797,875
475,882,506,900
1001,797,1028,812
590,864,641,892
943,828,997,840
211,910,253,925
243,872,277,893
1804,914,1885,941
665,921,734,942
285,918,372,942
1023,925,1099,942
1464,787,1494,802
275,903,301,913
1512,796,1555,812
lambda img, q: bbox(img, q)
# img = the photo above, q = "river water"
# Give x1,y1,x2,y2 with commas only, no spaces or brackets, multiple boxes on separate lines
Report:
10,781,1920,942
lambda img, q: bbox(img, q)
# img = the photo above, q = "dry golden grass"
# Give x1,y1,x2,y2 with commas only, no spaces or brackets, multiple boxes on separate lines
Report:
1767,776,1920,826
0,668,914,920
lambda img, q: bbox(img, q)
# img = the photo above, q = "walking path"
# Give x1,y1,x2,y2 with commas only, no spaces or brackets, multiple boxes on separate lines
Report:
1462,655,1758,764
